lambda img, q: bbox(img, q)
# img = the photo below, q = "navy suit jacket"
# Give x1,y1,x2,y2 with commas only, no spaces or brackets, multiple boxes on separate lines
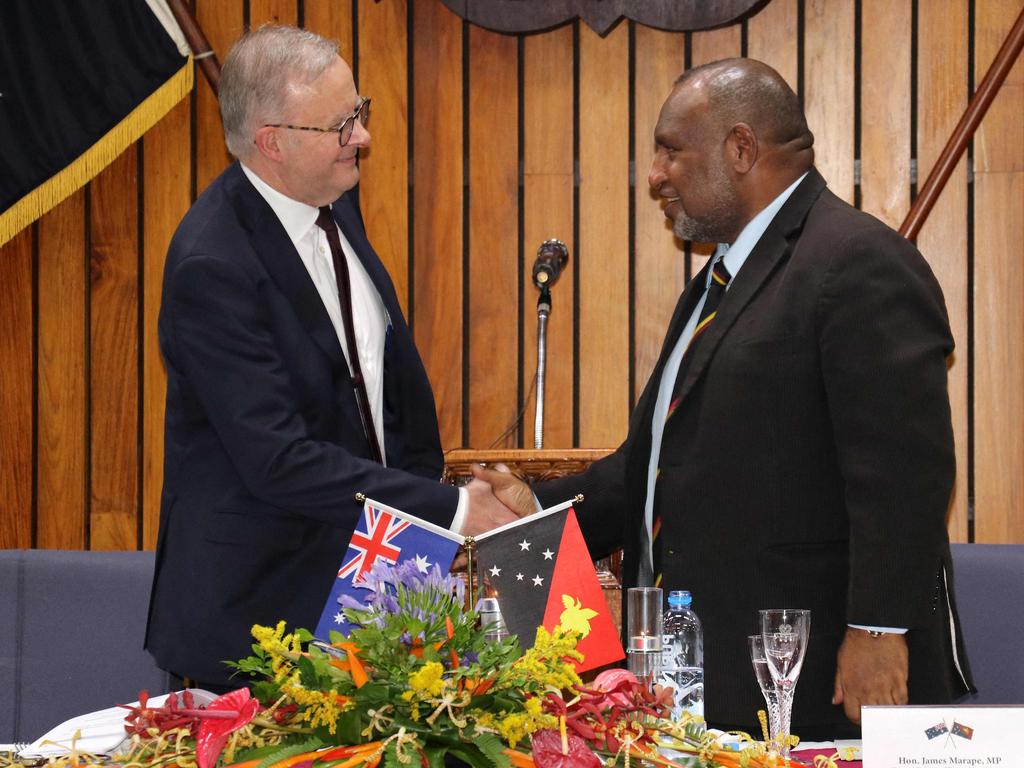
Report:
145,162,457,683
537,169,973,731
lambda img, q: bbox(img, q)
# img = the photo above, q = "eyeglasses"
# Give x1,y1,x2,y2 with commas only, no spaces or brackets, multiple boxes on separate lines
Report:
265,97,371,147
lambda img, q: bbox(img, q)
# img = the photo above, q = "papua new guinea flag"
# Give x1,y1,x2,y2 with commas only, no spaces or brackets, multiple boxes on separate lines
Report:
314,498,463,640
0,0,193,245
474,502,624,673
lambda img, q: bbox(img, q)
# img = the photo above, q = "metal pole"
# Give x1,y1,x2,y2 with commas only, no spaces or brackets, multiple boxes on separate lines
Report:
534,287,551,449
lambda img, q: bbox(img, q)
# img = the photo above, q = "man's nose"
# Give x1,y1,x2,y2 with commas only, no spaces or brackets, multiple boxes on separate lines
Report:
349,119,370,147
648,158,666,191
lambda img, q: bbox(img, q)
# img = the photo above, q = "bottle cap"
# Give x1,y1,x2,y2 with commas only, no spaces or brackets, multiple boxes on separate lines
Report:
667,589,692,607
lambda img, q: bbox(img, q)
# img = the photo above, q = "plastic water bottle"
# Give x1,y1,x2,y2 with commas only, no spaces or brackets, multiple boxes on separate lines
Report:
660,590,704,722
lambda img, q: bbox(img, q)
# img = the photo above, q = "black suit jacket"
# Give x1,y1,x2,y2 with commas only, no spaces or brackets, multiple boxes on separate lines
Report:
145,162,458,684
538,169,973,731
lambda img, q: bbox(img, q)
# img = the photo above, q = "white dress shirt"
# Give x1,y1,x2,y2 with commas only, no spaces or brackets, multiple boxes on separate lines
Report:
242,164,390,461
240,165,469,529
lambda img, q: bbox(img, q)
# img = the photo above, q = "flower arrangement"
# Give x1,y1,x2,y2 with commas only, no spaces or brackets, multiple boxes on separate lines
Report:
2,560,839,768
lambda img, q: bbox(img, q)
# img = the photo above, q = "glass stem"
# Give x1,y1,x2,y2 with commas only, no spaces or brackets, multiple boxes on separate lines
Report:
775,683,794,758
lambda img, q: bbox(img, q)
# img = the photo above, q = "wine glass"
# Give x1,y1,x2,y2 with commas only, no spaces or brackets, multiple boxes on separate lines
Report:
747,635,782,746
759,609,810,758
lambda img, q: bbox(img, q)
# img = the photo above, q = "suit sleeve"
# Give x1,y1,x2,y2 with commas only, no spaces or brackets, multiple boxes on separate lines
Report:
163,251,459,527
816,224,955,629
534,373,663,559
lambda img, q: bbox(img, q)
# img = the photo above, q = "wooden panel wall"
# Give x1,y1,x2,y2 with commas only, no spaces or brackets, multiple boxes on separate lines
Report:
2,0,1023,549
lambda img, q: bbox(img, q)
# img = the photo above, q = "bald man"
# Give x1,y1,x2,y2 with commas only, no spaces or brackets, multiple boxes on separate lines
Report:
478,58,973,738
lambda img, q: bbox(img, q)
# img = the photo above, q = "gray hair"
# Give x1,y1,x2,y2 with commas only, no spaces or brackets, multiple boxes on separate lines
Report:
219,25,339,158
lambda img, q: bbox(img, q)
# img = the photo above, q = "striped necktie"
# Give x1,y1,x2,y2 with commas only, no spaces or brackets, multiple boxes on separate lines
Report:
665,258,732,419
650,257,732,586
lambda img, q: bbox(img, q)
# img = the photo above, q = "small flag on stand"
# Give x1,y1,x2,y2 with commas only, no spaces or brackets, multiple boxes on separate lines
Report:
924,722,948,740
314,498,462,639
474,503,624,673
951,721,974,740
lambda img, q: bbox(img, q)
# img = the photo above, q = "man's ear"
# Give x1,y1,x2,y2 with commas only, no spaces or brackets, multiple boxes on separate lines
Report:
727,122,758,175
253,125,284,162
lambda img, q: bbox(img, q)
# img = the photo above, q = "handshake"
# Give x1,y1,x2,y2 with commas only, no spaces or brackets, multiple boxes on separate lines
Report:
460,463,539,537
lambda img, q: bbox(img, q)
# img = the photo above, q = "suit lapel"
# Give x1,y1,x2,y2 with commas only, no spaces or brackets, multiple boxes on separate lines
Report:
623,260,710,491
226,164,347,372
640,260,711,423
669,168,828,409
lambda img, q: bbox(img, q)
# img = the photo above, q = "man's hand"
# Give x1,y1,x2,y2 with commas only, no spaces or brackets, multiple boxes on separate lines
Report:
832,627,909,724
460,477,521,537
470,463,537,518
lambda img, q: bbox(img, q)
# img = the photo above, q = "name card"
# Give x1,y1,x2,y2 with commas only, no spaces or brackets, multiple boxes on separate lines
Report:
862,705,1024,768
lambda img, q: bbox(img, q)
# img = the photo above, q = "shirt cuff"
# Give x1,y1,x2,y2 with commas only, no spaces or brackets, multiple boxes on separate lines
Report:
848,624,908,634
450,487,468,534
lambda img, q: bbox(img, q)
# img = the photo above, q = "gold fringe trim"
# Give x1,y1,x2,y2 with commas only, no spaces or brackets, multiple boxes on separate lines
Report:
0,57,194,248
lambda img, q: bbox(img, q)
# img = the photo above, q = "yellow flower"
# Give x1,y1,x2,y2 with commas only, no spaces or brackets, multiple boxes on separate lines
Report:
250,622,307,683
251,621,290,656
494,706,558,749
282,682,345,734
498,625,583,694
408,661,447,698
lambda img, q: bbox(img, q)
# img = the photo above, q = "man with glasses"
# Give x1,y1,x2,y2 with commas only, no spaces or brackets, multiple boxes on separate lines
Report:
145,25,518,691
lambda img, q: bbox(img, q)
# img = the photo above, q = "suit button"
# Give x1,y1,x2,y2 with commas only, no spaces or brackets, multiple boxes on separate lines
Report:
667,548,675,556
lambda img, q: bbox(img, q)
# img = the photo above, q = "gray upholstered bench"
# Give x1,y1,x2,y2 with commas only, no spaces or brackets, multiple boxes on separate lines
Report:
951,543,1024,704
1,544,1020,742
0,549,171,742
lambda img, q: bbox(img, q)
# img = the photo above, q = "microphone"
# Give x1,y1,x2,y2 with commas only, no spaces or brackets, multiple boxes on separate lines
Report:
532,239,569,290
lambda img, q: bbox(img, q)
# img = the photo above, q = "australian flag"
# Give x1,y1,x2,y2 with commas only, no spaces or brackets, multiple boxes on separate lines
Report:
925,721,948,739
314,498,463,639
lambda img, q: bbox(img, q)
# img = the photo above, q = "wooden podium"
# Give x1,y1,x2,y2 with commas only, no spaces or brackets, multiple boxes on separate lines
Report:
442,448,623,633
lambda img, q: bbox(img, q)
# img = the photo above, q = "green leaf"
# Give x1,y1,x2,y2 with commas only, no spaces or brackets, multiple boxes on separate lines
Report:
473,733,510,768
445,744,495,768
251,737,324,768
420,746,448,768
228,743,291,764
297,654,319,688
250,682,282,706
333,710,363,745
381,742,405,768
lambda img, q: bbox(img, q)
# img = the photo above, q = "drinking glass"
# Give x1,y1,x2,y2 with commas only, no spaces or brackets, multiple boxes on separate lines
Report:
626,587,663,686
747,635,782,746
759,609,810,758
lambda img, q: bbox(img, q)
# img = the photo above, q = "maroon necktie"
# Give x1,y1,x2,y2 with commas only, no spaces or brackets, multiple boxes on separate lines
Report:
315,206,383,464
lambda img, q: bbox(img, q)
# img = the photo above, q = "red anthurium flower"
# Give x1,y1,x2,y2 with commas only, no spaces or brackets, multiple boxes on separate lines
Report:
531,729,602,768
587,668,638,710
196,688,261,768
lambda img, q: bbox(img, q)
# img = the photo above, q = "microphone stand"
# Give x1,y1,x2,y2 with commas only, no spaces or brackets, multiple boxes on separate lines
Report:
534,284,552,449
531,239,568,449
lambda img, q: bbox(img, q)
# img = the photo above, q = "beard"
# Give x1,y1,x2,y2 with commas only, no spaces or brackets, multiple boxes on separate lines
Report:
671,160,744,243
